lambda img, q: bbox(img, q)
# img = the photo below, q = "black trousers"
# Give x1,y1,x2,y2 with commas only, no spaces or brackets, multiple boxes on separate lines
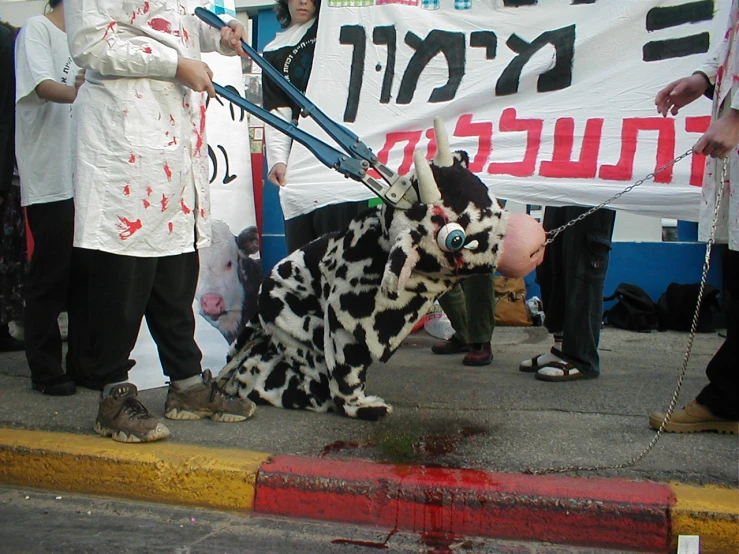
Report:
284,200,368,253
23,199,74,383
79,249,203,386
537,206,616,376
696,248,738,420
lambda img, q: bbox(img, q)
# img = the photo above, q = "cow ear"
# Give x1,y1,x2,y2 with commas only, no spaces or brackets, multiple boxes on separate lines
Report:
381,230,420,294
236,226,260,256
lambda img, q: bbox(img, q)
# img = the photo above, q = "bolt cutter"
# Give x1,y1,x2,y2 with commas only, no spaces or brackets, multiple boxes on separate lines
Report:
195,7,417,209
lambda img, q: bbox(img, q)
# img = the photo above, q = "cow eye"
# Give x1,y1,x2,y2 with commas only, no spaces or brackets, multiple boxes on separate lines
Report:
226,261,233,269
436,223,466,252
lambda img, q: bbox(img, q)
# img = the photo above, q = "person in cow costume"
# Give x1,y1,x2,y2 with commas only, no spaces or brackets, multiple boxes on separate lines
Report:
218,119,543,420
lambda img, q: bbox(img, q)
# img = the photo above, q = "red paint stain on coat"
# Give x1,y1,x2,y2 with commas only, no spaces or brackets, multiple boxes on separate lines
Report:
168,222,173,233
123,184,130,196
163,162,172,181
146,186,153,196
142,46,152,55
149,18,172,34
195,105,206,152
104,22,117,39
117,217,142,240
180,199,191,215
129,153,136,163
170,114,175,125
161,194,169,212
143,199,151,209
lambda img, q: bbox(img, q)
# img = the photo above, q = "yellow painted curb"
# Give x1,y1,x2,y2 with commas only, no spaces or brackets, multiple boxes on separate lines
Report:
670,484,739,554
0,428,271,512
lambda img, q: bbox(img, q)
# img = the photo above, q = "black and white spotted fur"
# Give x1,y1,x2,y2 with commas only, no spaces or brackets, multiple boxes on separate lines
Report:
218,132,508,420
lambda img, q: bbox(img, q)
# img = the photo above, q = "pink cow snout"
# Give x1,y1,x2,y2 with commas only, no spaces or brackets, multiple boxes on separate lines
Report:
497,212,547,278
200,293,225,317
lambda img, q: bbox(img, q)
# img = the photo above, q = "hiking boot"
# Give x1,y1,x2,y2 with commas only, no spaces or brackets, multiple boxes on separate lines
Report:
431,335,470,355
164,370,256,422
463,342,493,366
94,383,170,443
649,401,738,434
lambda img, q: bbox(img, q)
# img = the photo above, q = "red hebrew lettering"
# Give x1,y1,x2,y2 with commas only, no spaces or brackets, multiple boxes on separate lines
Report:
539,117,604,179
453,115,493,173
598,118,676,183
487,108,543,177
686,116,711,186
374,130,423,177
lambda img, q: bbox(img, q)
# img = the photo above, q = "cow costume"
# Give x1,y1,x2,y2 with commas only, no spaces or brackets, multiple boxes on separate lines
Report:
218,120,519,420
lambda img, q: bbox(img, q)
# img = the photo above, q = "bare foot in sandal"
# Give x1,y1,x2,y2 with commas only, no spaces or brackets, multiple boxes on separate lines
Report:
535,361,598,382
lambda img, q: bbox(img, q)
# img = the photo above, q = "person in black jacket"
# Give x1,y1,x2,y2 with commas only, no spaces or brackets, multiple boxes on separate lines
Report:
0,20,26,353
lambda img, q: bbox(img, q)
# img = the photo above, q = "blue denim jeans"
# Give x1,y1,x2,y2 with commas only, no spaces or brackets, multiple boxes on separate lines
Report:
536,206,616,376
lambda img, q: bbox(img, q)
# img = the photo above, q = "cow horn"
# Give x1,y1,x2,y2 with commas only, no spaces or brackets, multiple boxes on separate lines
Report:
432,116,453,168
413,150,441,204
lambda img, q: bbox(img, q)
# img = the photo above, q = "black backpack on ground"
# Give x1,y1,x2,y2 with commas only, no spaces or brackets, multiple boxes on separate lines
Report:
656,282,721,333
602,283,659,332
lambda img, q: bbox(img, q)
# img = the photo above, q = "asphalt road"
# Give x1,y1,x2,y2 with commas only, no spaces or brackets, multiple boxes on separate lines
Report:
0,485,633,554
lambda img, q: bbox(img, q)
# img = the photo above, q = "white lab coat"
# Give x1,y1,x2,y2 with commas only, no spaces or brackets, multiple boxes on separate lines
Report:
65,0,234,256
695,1,739,252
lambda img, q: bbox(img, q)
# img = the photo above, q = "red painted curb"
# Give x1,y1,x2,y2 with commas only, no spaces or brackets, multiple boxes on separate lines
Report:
254,456,675,552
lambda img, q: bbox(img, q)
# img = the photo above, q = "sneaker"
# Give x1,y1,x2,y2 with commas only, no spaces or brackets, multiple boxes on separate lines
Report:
649,400,738,434
164,370,256,422
94,383,170,443
462,342,493,366
431,335,470,355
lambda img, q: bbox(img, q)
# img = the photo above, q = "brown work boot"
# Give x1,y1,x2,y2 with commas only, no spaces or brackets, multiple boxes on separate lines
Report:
164,370,256,422
94,383,170,443
463,342,493,366
649,400,738,434
431,335,470,355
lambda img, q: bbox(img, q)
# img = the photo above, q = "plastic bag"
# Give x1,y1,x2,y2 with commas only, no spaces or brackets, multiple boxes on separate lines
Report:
424,303,455,340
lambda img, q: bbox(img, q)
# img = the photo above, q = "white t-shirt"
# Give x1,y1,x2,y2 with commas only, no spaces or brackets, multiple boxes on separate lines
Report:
15,15,78,207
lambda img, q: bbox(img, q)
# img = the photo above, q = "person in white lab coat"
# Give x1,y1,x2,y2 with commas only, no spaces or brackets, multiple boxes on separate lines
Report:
65,0,256,443
649,2,738,435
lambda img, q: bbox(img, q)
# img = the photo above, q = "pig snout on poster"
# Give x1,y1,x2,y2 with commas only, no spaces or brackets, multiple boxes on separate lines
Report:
195,219,262,344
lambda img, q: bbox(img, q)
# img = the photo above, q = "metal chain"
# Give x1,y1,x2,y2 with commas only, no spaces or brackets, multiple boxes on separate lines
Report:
526,157,728,476
543,149,695,246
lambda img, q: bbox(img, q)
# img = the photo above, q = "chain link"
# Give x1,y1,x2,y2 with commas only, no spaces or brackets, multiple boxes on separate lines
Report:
526,157,728,476
543,149,695,246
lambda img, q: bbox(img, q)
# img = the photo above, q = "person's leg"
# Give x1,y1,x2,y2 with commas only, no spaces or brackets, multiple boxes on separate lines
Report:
144,251,202,382
520,207,566,372
538,207,615,381
284,212,317,253
462,273,495,366
312,200,368,237
0,186,26,352
431,284,469,354
695,248,738,420
23,199,75,394
151,252,256,422
87,250,170,443
649,249,738,433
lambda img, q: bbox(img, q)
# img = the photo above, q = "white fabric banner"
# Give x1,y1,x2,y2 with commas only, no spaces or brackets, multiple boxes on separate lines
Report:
131,4,257,390
281,0,729,221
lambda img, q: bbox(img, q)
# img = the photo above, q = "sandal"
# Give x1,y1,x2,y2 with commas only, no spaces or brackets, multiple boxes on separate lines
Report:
519,354,546,372
535,361,596,382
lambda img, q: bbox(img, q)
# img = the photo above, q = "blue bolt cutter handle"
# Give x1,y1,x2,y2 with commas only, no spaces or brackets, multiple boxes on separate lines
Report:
195,7,416,209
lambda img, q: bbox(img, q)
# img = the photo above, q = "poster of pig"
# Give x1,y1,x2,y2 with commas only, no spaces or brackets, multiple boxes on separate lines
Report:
129,4,259,390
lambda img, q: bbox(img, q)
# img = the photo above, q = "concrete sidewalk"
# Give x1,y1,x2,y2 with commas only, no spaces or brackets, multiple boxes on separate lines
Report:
0,327,737,552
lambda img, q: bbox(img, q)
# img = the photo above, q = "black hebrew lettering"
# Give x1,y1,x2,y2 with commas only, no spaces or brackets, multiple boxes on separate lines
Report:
397,30,466,104
503,0,537,5
208,145,217,184
217,145,237,185
224,85,246,122
470,31,497,59
496,25,576,96
373,26,397,104
571,0,596,4
643,0,713,61
646,0,713,31
339,25,366,123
